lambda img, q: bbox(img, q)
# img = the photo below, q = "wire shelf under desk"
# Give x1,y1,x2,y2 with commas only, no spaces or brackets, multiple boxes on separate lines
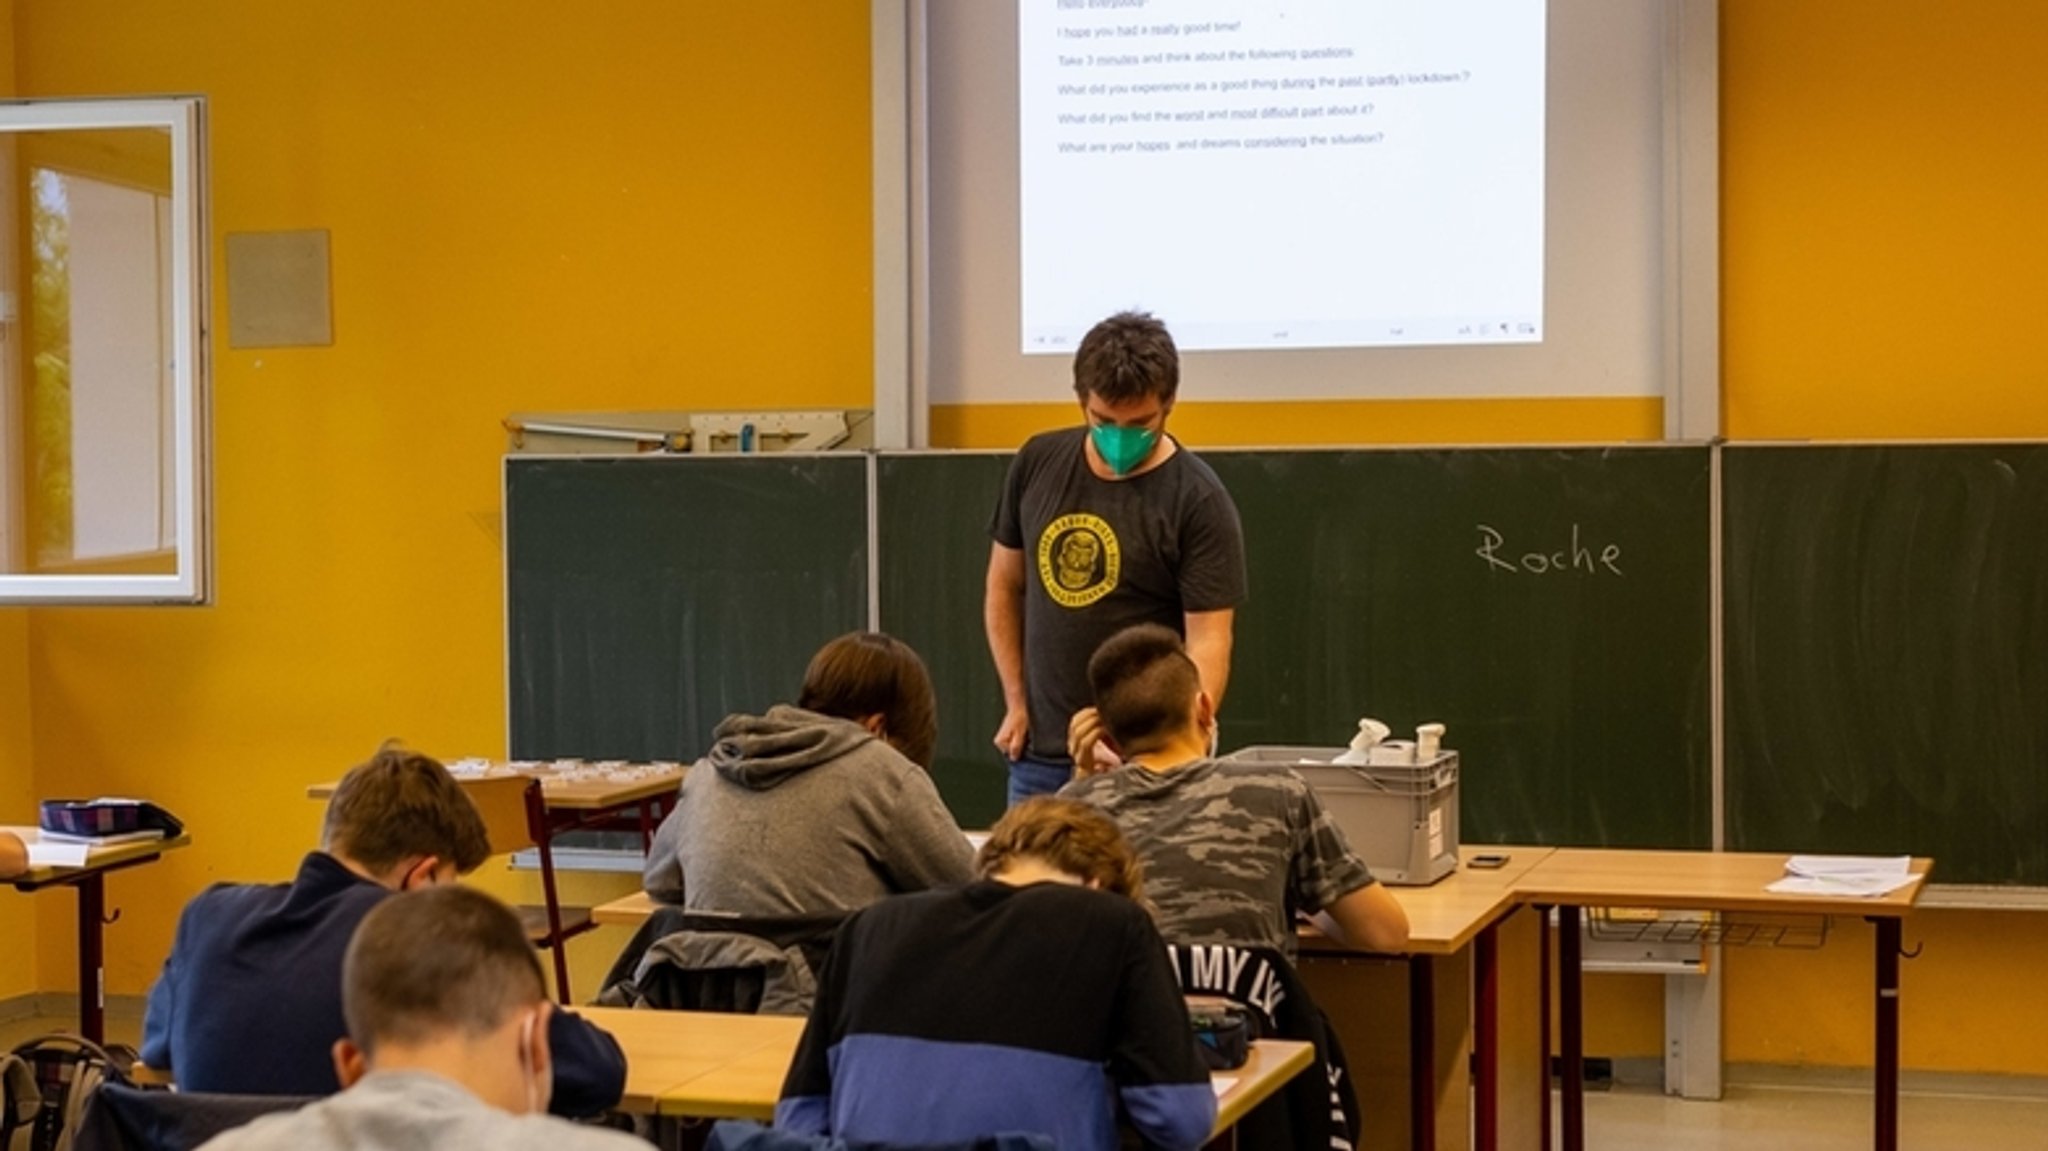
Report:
1587,908,1830,950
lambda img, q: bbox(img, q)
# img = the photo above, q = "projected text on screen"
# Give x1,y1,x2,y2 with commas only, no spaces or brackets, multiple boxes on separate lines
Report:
1019,0,1546,354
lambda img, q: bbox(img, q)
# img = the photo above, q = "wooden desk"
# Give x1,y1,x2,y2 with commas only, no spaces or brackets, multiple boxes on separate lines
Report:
593,889,661,926
580,1006,804,1114
5,826,191,1044
1212,1040,1316,1136
306,764,683,814
581,1006,1310,1138
1513,849,1931,1151
1301,846,1552,1151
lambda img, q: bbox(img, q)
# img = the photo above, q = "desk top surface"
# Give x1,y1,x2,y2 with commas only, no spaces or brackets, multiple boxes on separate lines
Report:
580,1006,803,1114
593,889,662,926
579,1005,1310,1132
1296,845,1552,957
306,763,683,810
1513,848,1932,917
3,825,191,888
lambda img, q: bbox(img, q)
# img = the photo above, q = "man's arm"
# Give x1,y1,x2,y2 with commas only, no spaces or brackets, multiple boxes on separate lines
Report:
1314,881,1411,954
1183,607,1235,709
984,541,1031,760
0,830,25,880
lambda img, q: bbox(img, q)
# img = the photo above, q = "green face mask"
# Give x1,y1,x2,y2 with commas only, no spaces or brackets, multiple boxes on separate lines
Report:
1091,424,1159,476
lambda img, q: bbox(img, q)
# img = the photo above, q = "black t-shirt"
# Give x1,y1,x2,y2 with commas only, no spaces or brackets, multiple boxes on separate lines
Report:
990,428,1247,761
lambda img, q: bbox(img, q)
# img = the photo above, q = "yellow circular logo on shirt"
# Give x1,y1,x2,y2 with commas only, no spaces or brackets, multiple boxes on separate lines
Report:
1037,514,1120,608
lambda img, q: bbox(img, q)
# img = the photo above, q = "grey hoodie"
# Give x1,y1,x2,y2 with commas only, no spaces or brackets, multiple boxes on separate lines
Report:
642,705,976,917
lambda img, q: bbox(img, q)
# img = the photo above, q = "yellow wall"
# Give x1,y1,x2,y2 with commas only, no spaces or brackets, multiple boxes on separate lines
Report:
11,0,872,998
1722,0,2048,438
0,609,35,1002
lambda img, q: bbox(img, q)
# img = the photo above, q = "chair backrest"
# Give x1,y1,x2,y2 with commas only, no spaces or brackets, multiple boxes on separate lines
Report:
1167,941,1359,1151
71,1083,314,1151
599,905,845,1017
460,774,540,856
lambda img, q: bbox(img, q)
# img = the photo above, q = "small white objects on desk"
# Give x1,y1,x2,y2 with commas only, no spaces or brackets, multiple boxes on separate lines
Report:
1765,854,1917,898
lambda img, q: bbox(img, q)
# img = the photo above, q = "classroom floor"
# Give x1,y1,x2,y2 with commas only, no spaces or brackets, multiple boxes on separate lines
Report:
1582,1080,2048,1150
6,1007,2044,1149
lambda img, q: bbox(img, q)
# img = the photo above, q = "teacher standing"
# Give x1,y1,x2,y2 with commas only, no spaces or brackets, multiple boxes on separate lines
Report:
984,311,1247,805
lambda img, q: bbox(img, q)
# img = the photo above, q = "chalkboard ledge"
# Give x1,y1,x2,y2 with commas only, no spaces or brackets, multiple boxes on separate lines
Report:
1918,885,2048,911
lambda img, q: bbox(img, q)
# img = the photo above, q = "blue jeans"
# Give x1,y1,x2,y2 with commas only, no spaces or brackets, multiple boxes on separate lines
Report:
1006,756,1073,807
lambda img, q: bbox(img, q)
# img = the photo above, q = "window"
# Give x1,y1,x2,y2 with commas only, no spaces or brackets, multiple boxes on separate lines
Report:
0,98,208,602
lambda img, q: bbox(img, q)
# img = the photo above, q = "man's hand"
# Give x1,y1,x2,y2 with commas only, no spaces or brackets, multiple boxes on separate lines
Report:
994,707,1031,761
1066,707,1124,776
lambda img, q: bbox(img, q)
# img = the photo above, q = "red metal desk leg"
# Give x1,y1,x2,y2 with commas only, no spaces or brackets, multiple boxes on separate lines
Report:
76,873,106,1044
1558,906,1584,1151
1536,904,1551,1151
1475,917,1500,1151
1874,916,1901,1151
1409,954,1436,1151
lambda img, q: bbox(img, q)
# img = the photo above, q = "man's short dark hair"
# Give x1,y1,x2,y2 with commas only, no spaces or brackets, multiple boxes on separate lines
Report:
322,743,492,874
1072,311,1179,406
342,885,546,1056
1087,624,1200,756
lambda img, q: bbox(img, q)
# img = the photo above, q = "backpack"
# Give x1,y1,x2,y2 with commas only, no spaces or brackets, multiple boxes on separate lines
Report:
0,1035,136,1151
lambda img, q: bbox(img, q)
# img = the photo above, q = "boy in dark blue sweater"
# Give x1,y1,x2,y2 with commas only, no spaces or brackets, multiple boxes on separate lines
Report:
140,744,626,1117
777,797,1215,1151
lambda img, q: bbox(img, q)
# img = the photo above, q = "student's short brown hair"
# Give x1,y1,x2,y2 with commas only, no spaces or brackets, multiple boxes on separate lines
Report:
1087,624,1200,757
977,797,1145,901
321,743,492,874
1072,311,1179,406
798,632,938,769
342,885,545,1055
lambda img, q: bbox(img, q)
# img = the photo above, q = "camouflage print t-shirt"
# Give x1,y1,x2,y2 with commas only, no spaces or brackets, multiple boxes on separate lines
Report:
1060,759,1375,957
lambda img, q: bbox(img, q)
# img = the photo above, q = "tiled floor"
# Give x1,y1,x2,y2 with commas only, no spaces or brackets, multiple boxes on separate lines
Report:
7,1007,2045,1149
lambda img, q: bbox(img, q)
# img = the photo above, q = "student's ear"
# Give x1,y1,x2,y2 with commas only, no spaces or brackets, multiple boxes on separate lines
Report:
397,855,445,892
857,713,889,741
1195,690,1216,733
522,1002,555,1114
332,1038,368,1089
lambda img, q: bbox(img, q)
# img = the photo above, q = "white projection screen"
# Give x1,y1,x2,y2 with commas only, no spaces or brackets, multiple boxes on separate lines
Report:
873,0,1718,436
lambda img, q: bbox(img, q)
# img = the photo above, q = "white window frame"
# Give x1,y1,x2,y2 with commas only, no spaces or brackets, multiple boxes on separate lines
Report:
0,97,210,603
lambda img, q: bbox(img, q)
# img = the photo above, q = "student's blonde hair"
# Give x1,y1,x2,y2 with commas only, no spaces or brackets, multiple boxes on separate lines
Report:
976,797,1145,901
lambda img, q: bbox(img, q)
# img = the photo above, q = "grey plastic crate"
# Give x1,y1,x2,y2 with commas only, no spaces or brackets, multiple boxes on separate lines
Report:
1222,745,1460,885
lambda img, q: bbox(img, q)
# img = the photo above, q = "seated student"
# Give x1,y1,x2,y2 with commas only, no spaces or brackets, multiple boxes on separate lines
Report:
1063,624,1410,956
196,885,647,1151
0,829,25,879
643,631,974,918
142,743,626,1117
776,797,1216,1151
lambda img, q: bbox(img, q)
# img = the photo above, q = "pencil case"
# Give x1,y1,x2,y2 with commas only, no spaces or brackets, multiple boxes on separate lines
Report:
39,798,184,839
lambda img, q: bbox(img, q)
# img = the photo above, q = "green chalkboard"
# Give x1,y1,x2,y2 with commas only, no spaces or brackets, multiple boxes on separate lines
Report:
870,447,1714,848
506,455,868,761
1725,444,2048,885
1206,448,1713,848
876,453,1014,829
